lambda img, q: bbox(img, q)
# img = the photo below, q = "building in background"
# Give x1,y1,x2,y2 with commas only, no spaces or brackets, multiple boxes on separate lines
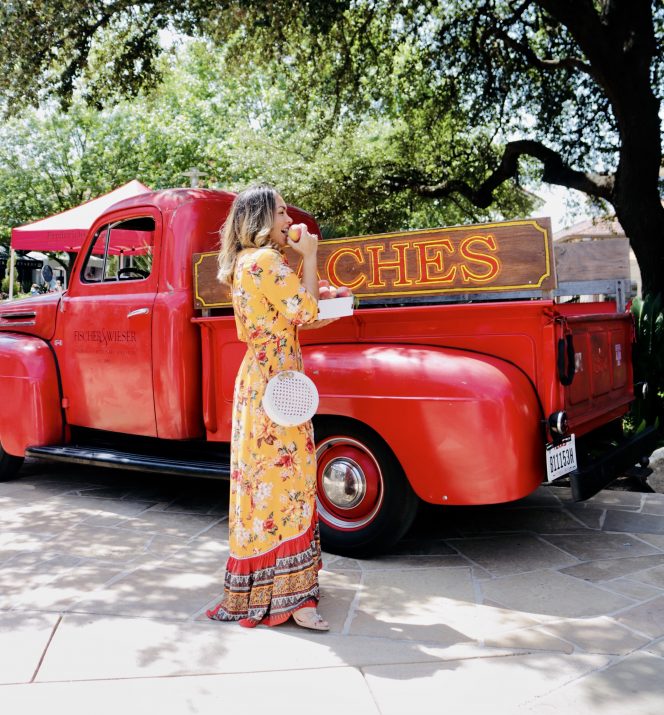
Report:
554,217,641,297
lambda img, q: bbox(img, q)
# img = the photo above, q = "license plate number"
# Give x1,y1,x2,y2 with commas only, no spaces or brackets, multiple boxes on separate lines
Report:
546,435,577,482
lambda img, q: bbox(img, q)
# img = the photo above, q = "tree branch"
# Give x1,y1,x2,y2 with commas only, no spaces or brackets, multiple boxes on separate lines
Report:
389,140,614,207
492,24,595,79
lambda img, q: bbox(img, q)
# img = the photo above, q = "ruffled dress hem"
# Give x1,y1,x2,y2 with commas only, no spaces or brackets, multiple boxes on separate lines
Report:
206,522,322,627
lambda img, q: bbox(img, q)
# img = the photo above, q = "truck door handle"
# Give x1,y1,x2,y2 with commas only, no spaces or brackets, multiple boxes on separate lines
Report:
127,308,150,318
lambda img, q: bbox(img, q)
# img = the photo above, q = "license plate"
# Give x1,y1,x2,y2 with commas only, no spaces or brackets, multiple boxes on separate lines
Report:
546,435,577,482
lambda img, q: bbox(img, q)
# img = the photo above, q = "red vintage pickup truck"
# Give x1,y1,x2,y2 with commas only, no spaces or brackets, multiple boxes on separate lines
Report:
0,188,657,555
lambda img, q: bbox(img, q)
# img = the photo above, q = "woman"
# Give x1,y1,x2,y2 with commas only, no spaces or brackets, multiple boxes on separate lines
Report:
206,185,329,631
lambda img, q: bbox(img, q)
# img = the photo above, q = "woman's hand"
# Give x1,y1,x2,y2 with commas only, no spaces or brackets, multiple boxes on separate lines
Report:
287,223,318,258
287,223,319,298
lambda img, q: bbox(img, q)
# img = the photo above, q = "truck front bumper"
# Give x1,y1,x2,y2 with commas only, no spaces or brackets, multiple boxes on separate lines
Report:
569,424,660,501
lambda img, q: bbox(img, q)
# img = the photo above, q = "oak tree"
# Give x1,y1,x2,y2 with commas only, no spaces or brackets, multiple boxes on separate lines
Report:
2,1,662,293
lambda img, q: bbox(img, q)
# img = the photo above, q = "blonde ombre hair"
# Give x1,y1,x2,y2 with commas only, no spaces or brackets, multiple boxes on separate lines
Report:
217,185,278,285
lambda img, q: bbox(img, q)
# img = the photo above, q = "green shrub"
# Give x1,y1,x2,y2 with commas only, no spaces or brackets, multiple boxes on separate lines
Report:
1,271,28,299
630,294,664,430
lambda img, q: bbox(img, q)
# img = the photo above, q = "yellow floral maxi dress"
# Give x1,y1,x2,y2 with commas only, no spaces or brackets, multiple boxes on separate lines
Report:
206,247,321,627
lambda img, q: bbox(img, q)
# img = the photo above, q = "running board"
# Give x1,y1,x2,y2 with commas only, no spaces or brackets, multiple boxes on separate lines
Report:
25,445,231,479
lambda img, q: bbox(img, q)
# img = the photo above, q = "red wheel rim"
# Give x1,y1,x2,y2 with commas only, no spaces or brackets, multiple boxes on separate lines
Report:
316,436,384,531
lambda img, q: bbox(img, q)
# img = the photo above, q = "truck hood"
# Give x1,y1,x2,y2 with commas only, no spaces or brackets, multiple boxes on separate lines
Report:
0,293,61,340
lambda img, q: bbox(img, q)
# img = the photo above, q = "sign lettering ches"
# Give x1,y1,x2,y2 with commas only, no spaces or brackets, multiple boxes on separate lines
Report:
193,218,554,309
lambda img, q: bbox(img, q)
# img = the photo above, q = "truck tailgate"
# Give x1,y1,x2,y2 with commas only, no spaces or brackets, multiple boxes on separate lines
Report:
562,311,633,435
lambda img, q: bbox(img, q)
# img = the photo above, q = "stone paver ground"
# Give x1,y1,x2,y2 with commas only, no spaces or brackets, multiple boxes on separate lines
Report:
1,458,663,714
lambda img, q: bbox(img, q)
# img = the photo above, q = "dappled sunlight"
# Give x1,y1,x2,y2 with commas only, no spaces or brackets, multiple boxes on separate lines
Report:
1,462,663,710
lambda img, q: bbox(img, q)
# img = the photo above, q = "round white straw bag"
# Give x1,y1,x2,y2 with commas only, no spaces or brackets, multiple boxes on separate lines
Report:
262,370,319,427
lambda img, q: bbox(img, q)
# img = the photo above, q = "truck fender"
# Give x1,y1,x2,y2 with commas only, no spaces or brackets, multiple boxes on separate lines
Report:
0,333,63,456
303,342,544,507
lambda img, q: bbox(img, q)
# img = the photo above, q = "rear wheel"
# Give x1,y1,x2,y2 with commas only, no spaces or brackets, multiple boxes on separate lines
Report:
314,419,418,557
0,440,24,481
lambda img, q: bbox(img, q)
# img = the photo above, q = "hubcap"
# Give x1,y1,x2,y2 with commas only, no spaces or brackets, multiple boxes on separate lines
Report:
316,436,384,530
321,457,366,509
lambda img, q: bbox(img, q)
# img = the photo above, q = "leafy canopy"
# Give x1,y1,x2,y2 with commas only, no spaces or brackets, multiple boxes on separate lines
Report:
4,2,661,168
2,1,663,292
0,36,531,255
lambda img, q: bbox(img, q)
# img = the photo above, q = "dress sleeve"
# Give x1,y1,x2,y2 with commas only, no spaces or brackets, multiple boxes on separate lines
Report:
251,248,318,325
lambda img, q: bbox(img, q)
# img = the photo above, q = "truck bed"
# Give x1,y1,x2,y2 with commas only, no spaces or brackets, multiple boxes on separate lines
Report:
296,298,634,438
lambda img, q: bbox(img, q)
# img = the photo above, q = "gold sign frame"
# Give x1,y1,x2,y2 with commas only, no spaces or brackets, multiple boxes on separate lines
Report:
193,217,554,309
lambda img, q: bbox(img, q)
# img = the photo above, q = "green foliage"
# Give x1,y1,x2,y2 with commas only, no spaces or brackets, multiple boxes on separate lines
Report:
0,39,535,253
11,0,654,181
1,4,661,212
2,2,662,291
2,3,662,172
630,294,664,428
0,264,23,298
0,272,11,295
0,44,222,248
0,1,178,111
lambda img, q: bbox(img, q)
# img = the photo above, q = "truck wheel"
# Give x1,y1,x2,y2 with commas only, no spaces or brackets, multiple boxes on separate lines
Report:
0,441,24,482
314,420,418,557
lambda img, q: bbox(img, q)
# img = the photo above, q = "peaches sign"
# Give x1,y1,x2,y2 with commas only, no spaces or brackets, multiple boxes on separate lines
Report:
193,217,554,309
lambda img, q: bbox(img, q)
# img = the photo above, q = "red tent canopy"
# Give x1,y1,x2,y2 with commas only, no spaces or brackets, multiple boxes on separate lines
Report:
10,180,150,252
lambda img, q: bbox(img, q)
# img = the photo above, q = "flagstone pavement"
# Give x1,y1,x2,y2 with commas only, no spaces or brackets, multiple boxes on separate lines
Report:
1,458,663,714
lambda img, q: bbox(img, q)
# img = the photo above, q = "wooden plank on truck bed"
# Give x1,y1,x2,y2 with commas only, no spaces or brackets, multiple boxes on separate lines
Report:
193,217,554,309
553,238,630,283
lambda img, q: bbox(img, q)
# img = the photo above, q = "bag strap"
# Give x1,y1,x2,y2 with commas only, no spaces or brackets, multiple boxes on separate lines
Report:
246,341,271,386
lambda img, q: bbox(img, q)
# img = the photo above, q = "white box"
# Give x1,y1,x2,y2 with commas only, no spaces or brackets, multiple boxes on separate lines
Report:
317,296,354,319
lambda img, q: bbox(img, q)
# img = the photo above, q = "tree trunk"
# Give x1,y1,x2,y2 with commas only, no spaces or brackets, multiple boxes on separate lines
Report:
540,0,663,299
614,198,664,298
609,77,663,299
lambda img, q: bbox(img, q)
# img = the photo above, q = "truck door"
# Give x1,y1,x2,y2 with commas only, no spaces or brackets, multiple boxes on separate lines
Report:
60,211,160,436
